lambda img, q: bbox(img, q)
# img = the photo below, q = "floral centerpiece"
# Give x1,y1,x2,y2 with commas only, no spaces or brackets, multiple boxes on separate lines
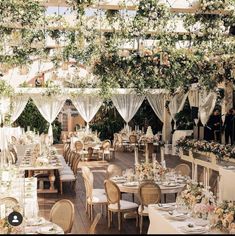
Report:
213,201,235,233
0,217,22,234
180,181,215,218
135,162,155,181
135,161,167,181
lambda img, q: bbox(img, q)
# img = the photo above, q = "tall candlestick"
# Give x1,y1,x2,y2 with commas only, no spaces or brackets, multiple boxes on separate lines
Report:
145,144,149,163
134,147,139,165
160,147,165,163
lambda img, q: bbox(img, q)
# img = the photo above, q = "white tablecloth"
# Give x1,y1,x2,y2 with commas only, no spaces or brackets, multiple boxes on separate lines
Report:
15,144,37,158
148,204,220,234
0,127,22,150
218,166,235,202
172,130,193,155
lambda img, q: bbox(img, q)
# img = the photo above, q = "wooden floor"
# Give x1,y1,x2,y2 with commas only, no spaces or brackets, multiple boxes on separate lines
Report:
37,145,202,234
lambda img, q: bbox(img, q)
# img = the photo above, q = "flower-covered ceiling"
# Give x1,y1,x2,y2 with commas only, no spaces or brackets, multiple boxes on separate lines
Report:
0,0,235,97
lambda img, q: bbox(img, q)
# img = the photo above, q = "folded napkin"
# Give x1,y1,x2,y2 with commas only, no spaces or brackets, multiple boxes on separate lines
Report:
181,226,204,232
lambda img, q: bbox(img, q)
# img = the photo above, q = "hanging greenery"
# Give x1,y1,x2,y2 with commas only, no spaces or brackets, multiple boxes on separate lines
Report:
0,0,235,98
0,80,14,97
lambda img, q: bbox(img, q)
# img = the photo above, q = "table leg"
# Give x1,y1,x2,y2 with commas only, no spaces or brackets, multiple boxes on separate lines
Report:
49,170,56,191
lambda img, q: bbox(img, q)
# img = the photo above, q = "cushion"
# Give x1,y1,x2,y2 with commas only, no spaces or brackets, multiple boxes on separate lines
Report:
93,188,105,195
60,175,75,181
138,205,148,214
109,200,138,210
87,194,107,204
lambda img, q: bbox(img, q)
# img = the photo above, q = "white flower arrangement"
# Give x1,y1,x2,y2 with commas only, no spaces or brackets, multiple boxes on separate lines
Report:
180,181,216,216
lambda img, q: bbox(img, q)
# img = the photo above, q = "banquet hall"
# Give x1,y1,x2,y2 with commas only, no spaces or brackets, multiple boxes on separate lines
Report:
1,0,235,234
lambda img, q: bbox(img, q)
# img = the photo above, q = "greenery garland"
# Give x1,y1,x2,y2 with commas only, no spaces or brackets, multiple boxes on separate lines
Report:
0,0,235,97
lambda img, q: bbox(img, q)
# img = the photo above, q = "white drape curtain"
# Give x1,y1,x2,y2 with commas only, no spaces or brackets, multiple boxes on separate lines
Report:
199,91,217,126
112,94,145,129
147,93,165,122
71,95,103,131
188,89,199,108
10,95,29,124
32,95,66,141
169,91,188,129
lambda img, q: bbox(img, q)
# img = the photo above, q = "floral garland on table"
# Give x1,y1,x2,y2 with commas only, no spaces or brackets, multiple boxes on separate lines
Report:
180,181,216,217
213,201,235,233
176,137,235,161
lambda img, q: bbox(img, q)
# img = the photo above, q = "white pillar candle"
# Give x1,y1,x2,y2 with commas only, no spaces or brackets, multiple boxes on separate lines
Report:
134,147,139,165
152,153,156,163
145,144,149,163
160,147,165,163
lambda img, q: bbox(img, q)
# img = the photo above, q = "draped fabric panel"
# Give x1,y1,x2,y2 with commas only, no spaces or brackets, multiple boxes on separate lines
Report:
168,91,188,129
199,92,217,126
32,95,66,141
71,95,103,130
147,93,165,122
188,90,199,108
111,94,145,126
10,95,29,123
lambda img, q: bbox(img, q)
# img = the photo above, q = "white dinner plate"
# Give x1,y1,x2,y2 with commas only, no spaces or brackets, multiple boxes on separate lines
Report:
123,182,138,187
179,225,208,234
166,212,187,221
26,217,46,226
162,183,178,187
155,204,176,211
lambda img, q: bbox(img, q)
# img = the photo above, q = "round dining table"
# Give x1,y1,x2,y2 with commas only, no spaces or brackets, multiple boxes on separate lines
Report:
117,182,185,195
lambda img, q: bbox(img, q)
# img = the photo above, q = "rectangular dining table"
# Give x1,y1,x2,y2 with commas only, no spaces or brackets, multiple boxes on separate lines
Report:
147,204,223,234
19,160,62,194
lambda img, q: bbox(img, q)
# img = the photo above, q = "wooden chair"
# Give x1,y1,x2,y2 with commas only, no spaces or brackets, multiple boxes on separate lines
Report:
104,180,138,231
106,164,122,179
81,167,106,214
175,164,191,177
49,199,74,233
87,147,94,161
75,141,83,153
10,146,18,164
88,213,101,234
59,153,80,194
138,181,161,233
63,143,70,157
0,197,20,214
99,140,111,161
11,136,17,144
83,176,107,221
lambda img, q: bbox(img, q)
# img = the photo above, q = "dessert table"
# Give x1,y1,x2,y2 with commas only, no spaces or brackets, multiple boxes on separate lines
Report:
147,204,221,234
